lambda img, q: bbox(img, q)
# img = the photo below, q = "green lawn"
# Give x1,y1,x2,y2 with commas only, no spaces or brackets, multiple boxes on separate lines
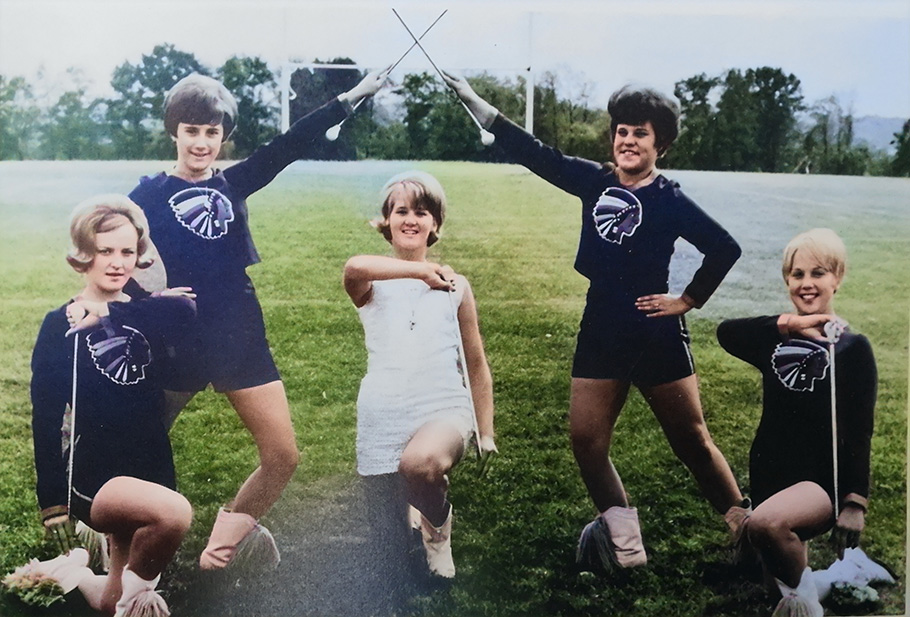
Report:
0,161,906,616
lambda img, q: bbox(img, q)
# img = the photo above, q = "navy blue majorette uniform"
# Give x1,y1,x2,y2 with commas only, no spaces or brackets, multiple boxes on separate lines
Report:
717,316,876,511
31,294,196,525
489,115,741,386
129,98,352,392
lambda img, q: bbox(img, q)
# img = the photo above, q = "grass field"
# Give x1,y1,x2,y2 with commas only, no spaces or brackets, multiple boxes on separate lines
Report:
0,160,906,616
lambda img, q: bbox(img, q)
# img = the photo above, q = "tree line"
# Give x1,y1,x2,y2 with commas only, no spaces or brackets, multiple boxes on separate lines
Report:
1,43,908,176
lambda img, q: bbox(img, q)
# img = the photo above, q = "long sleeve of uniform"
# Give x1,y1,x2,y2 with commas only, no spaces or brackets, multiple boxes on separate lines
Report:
30,311,72,511
489,113,605,198
716,316,780,368
836,335,876,500
676,198,741,307
225,97,350,199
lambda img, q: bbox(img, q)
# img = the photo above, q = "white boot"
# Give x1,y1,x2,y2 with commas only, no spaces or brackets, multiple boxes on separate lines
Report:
602,506,648,568
113,568,169,617
773,567,824,617
199,508,279,570
414,504,455,578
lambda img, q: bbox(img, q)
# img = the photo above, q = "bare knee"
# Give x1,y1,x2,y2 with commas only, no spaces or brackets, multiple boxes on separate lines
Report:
746,511,792,550
570,421,611,458
153,494,193,539
260,442,300,479
398,450,448,486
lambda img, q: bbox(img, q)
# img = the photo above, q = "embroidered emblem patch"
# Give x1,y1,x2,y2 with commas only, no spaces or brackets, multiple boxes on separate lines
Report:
168,187,234,239
771,339,829,392
592,187,642,244
87,324,151,385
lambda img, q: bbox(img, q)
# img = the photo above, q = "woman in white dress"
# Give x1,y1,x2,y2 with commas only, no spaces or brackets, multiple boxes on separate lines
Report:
343,171,497,578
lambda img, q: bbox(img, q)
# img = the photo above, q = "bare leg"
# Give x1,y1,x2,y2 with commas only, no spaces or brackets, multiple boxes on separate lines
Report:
398,421,465,526
226,380,299,519
746,482,833,587
641,375,743,514
76,534,128,616
569,378,631,512
84,477,192,614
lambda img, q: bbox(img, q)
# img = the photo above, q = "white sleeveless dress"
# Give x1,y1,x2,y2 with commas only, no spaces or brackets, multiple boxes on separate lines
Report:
356,278,474,476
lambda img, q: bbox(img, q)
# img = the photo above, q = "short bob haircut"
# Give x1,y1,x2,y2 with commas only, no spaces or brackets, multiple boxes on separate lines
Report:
163,74,238,141
608,85,680,155
374,171,447,247
67,194,154,273
781,228,847,282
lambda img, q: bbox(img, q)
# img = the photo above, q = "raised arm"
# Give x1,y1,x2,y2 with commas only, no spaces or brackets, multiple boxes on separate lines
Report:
457,277,496,452
227,68,388,197
343,255,454,307
443,72,603,197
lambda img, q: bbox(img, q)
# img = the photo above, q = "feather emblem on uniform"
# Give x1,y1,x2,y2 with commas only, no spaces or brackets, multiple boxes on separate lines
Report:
168,187,234,239
592,187,642,244
772,339,829,392
86,324,151,385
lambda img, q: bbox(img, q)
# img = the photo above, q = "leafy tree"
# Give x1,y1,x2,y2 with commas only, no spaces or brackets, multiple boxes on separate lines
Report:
0,75,39,160
39,86,107,159
533,71,563,150
890,119,910,177
713,69,760,171
106,43,207,159
801,97,869,175
217,56,279,159
749,67,803,172
399,72,446,159
669,73,720,170
289,57,367,160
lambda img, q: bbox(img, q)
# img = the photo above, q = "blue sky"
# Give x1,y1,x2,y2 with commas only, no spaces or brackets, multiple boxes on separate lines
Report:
1,0,908,118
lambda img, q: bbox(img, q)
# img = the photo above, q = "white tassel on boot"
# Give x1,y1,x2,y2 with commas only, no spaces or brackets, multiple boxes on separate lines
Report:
773,567,824,617
199,508,280,570
414,504,455,578
113,568,169,617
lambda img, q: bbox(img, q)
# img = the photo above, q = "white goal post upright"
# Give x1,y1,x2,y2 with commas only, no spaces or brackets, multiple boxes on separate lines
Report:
280,62,534,134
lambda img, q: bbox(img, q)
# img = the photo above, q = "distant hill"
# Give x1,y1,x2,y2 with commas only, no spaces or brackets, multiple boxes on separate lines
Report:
854,116,906,153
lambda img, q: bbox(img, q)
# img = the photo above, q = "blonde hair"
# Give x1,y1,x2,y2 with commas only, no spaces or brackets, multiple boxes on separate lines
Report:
781,228,847,281
67,194,154,272
374,171,447,247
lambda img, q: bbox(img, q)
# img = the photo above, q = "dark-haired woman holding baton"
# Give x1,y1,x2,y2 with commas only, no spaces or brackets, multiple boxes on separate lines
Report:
445,73,747,571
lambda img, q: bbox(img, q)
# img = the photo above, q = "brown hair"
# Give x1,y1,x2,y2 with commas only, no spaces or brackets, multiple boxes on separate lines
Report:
163,74,237,140
67,194,154,272
374,171,447,247
608,85,680,155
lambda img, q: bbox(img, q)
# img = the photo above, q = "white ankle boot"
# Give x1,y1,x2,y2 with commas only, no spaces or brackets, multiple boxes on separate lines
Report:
199,508,279,570
113,568,169,617
413,504,455,578
773,567,824,617
602,506,647,568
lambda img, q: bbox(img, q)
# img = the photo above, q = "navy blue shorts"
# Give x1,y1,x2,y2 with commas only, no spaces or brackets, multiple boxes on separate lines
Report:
572,301,695,387
169,278,281,393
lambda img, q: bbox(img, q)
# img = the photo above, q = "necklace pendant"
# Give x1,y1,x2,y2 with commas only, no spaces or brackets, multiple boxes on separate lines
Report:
409,320,416,330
